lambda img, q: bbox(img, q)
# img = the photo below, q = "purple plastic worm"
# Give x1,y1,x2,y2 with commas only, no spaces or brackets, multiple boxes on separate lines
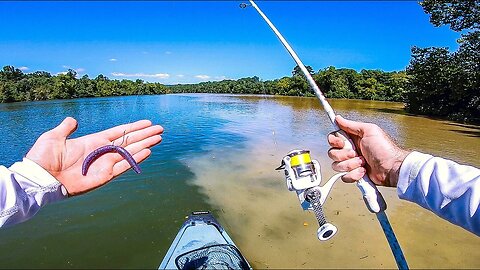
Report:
82,145,141,176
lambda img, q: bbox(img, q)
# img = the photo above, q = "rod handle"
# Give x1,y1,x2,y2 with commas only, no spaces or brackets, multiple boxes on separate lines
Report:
335,130,387,213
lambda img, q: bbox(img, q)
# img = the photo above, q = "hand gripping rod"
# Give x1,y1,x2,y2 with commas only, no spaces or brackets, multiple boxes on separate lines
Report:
245,1,408,268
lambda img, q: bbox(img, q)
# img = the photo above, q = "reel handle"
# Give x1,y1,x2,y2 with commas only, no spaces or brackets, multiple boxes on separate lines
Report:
317,223,337,241
334,130,387,213
305,187,338,241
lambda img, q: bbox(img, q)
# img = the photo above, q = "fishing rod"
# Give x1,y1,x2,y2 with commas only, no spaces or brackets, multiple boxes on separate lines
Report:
240,1,408,269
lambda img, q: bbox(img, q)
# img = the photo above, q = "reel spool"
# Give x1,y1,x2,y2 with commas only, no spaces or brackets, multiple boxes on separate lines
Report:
277,150,344,241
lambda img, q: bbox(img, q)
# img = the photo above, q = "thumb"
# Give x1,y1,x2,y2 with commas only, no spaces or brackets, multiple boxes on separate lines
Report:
51,117,78,138
335,115,365,137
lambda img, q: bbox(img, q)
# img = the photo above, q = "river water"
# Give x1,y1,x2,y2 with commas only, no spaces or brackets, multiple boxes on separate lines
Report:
0,94,478,268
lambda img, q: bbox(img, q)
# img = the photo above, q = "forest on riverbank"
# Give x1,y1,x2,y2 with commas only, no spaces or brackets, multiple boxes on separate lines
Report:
0,0,478,124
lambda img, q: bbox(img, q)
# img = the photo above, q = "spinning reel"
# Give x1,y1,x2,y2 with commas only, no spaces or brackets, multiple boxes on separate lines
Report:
277,150,345,241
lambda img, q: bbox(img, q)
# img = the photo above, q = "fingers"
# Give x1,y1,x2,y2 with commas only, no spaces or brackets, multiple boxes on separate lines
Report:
112,149,152,176
335,115,365,137
329,131,366,183
112,135,162,163
328,148,357,162
327,133,345,148
332,156,365,172
100,120,154,141
112,125,164,147
51,117,78,138
327,132,357,161
341,167,366,183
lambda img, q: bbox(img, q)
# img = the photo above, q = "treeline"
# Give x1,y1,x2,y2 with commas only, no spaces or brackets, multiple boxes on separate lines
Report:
168,67,408,102
0,67,169,102
404,0,479,124
1,0,478,124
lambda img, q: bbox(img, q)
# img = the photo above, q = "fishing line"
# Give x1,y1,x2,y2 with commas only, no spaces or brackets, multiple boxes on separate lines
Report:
241,1,408,269
258,79,279,156
116,83,143,146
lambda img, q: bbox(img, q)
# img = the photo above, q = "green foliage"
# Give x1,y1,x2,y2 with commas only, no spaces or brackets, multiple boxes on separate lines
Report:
0,67,169,102
420,0,479,31
168,66,407,101
405,0,479,123
314,67,355,99
292,65,314,77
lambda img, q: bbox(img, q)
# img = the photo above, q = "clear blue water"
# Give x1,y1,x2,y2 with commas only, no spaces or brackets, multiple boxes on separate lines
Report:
0,94,244,268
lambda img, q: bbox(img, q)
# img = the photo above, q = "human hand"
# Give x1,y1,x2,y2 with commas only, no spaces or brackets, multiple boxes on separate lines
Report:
26,117,163,195
327,115,410,187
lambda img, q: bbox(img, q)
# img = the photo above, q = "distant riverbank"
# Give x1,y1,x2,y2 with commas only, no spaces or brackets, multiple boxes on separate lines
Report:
1,65,478,124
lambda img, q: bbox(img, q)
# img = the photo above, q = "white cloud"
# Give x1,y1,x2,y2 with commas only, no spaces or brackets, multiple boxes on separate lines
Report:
214,76,228,80
56,71,68,75
195,75,210,80
109,58,118,62
76,68,85,73
176,74,185,78
111,72,170,79
18,66,29,71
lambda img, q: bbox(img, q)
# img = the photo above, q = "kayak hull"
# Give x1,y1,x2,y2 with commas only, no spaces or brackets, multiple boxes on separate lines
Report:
159,211,250,269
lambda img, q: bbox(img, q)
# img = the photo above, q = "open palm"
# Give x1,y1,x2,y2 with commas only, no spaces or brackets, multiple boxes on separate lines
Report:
25,117,163,196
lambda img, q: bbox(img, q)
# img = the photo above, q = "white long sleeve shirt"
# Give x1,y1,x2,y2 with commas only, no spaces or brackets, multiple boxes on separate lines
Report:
398,151,480,236
0,158,67,227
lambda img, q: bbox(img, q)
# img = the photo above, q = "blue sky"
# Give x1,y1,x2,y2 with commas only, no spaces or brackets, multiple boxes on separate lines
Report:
0,1,460,84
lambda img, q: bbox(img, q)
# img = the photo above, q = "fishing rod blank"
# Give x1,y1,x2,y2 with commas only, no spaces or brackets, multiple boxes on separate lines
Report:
241,0,384,214
241,1,408,269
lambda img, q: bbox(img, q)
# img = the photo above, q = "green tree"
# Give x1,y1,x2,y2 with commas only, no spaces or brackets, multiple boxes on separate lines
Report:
0,81,15,102
406,0,480,123
0,66,24,81
292,65,314,77
314,66,354,99
275,77,292,95
420,0,479,31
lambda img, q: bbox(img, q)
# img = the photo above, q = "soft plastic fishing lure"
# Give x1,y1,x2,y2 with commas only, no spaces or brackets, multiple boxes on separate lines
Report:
82,145,141,176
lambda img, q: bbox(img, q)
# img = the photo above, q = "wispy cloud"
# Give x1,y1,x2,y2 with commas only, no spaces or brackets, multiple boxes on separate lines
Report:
111,72,170,79
195,75,210,80
18,66,29,71
214,76,228,80
176,74,185,78
165,51,172,55
109,58,117,62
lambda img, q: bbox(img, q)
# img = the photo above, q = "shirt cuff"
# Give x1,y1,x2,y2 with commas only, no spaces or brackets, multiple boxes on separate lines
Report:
397,151,433,198
9,158,68,199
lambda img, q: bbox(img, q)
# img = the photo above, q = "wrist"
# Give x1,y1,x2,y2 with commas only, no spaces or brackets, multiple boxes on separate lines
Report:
387,148,411,187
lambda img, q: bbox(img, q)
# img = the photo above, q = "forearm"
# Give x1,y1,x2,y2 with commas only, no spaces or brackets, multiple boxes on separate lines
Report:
0,158,68,228
397,151,480,236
